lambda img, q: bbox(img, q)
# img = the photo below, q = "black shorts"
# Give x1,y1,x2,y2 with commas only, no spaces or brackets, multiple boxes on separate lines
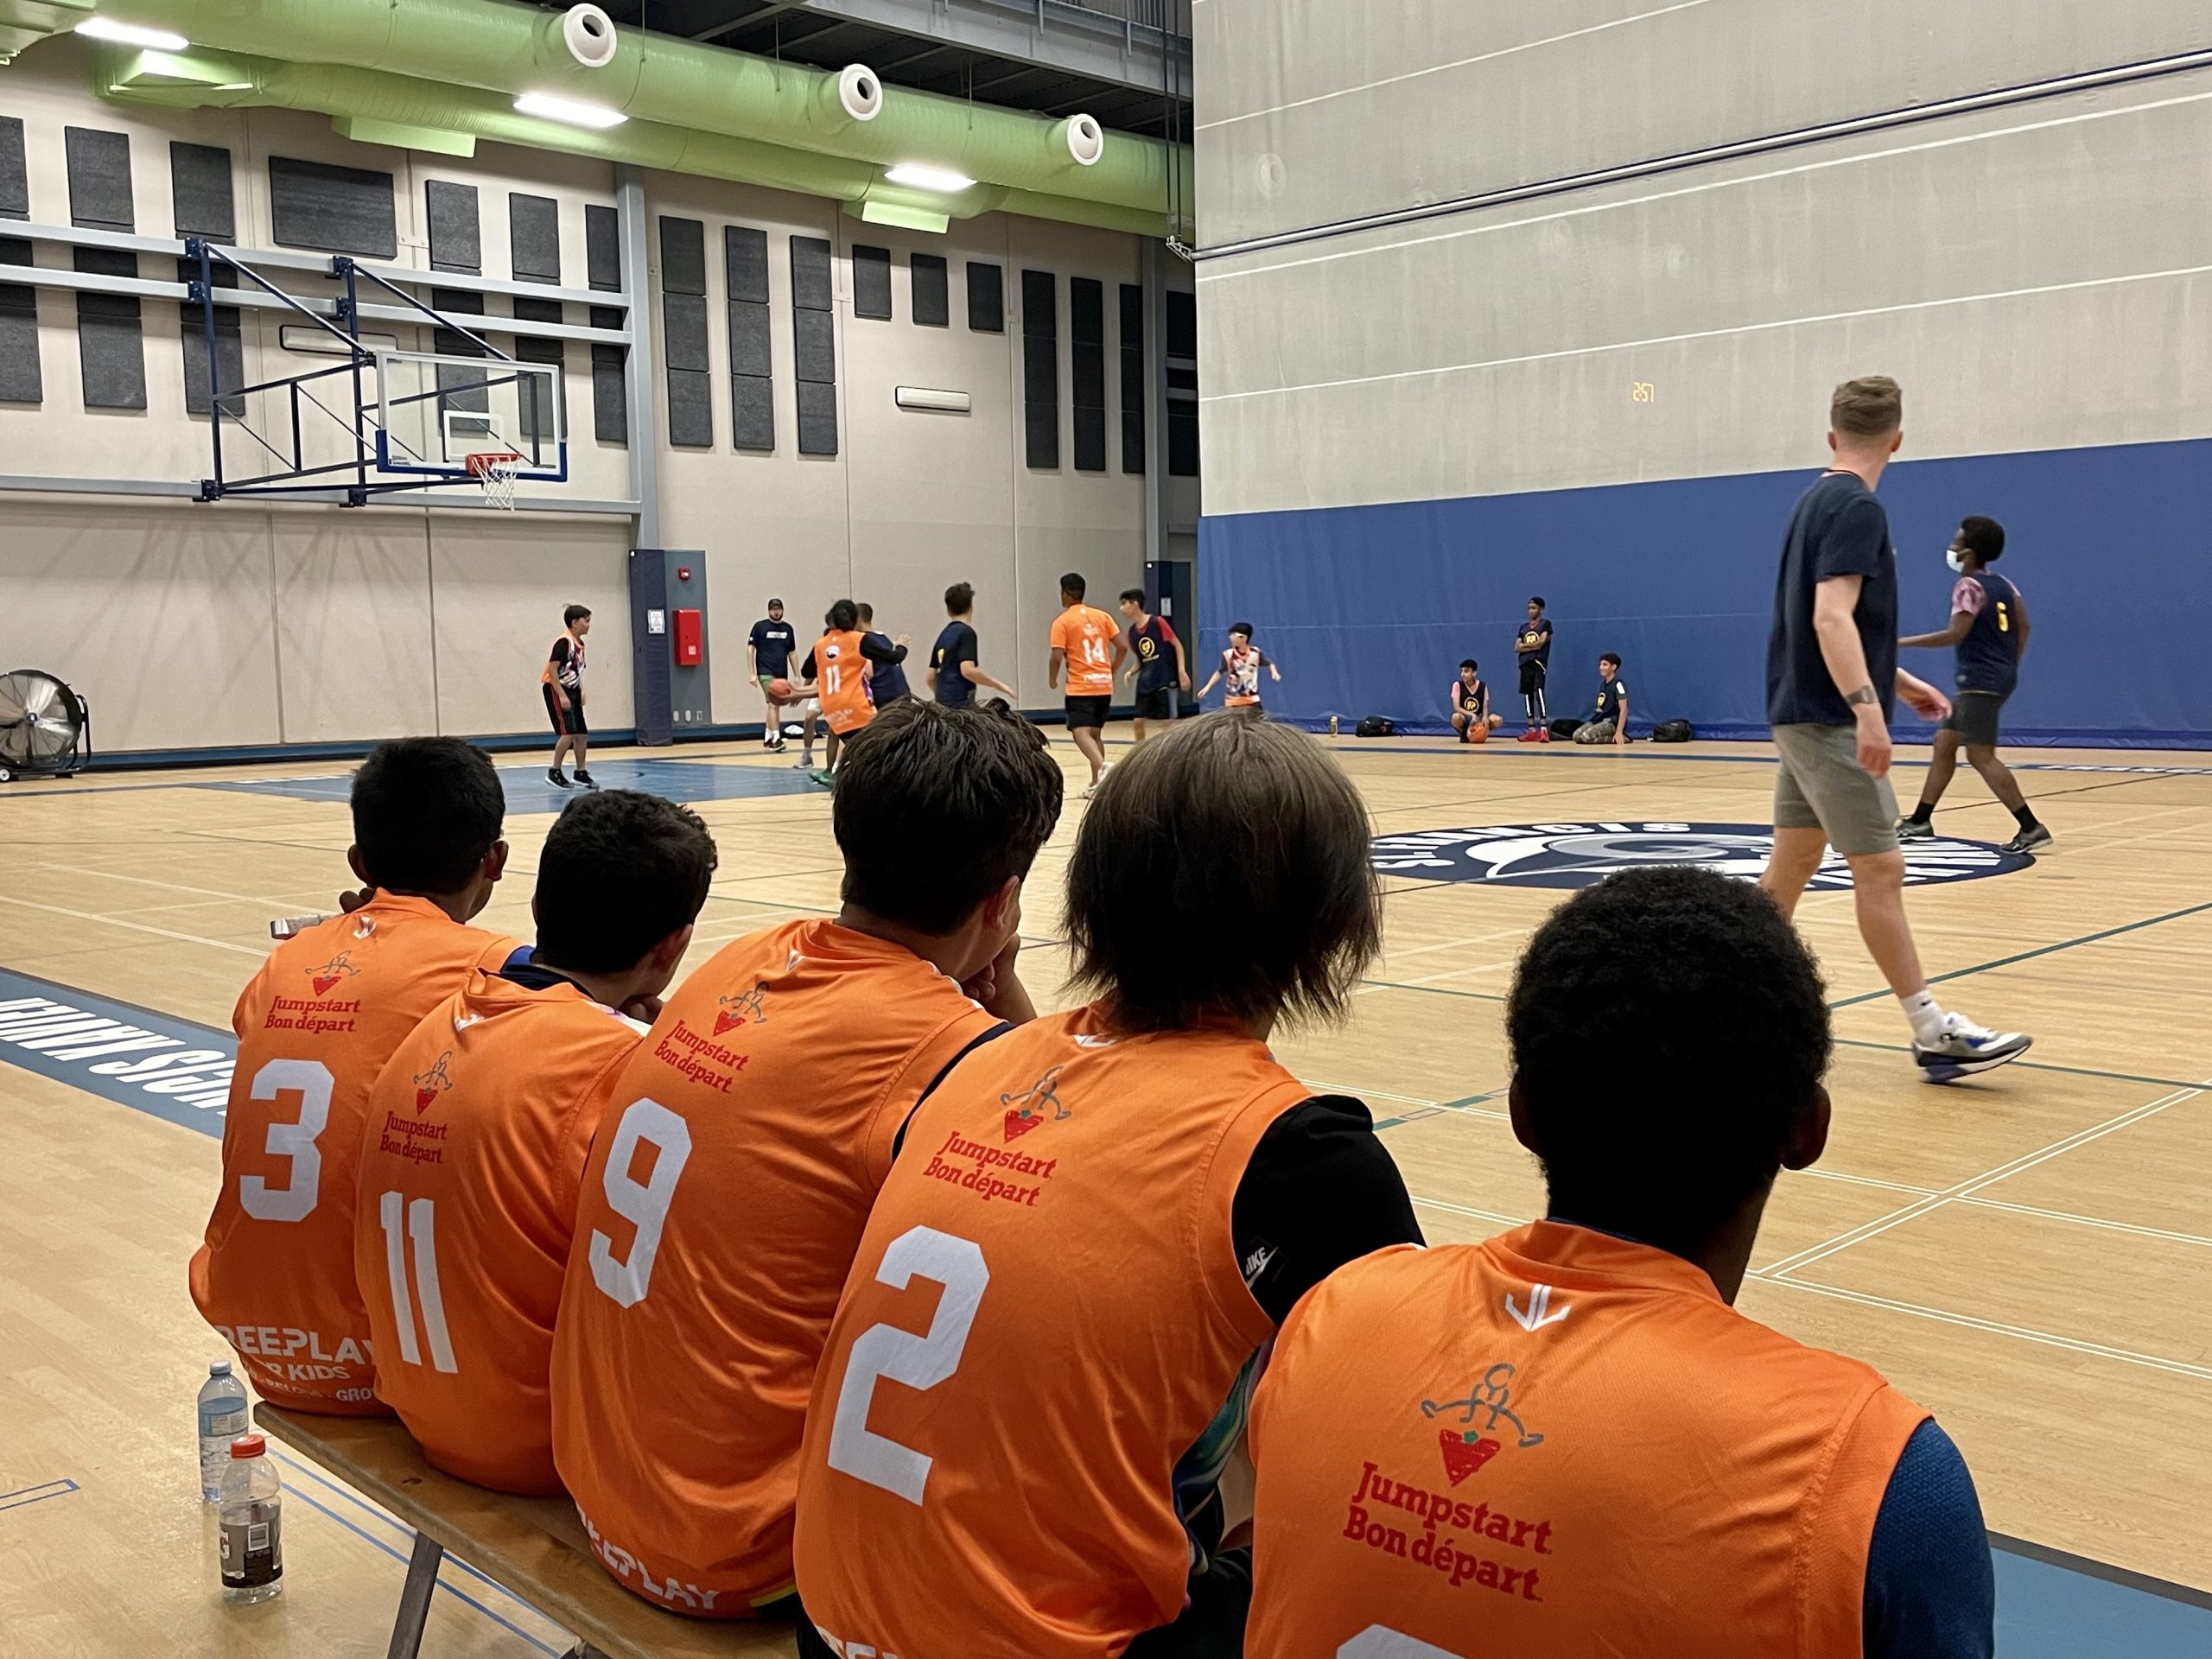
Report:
1518,658,1547,695
1134,686,1173,721
1945,689,2009,747
1065,694,1110,729
543,683,586,736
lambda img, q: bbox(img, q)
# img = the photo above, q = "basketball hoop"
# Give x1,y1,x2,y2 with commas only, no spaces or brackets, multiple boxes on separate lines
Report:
465,450,524,510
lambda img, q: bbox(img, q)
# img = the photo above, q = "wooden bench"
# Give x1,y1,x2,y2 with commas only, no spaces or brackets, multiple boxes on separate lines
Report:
255,1406,798,1659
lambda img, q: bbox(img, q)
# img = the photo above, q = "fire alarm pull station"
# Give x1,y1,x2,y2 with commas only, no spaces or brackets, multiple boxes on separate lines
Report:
674,608,703,666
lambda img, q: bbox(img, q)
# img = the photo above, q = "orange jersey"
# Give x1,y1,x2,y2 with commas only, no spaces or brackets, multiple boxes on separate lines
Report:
793,1007,1313,1659
814,629,876,736
188,895,517,1413
1246,1226,1928,1659
353,969,644,1494
1051,604,1121,696
550,919,1004,1616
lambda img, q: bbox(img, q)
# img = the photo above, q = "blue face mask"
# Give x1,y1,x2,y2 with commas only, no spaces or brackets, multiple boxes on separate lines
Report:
1945,548,1967,572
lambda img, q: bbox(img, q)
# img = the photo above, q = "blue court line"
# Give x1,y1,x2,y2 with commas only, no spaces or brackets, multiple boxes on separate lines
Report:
1313,741,2212,776
1830,1037,2204,1093
267,1451,559,1656
0,968,233,1137
201,756,827,811
0,1478,79,1513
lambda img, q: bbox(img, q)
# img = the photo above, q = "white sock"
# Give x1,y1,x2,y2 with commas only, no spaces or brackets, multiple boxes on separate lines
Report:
1900,988,1946,1045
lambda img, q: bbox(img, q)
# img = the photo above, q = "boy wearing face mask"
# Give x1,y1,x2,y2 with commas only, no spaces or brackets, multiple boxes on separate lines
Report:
1897,516,2049,855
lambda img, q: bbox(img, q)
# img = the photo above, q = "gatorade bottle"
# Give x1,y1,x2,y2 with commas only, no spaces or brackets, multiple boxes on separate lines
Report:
196,1361,250,1503
217,1434,284,1604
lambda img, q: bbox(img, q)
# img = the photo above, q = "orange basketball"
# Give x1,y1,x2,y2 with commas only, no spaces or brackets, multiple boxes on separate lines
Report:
1468,723,1490,744
769,677,795,700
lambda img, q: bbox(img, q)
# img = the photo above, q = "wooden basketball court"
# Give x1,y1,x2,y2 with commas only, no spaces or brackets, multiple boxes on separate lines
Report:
3,727,2209,1653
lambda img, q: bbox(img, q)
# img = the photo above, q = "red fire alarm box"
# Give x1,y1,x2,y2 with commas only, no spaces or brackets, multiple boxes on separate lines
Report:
673,608,703,666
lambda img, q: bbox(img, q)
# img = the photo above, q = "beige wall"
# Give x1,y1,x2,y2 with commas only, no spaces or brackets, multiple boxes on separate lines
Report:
0,46,1154,755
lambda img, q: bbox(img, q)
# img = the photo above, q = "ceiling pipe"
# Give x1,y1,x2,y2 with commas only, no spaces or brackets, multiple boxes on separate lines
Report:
36,0,1191,218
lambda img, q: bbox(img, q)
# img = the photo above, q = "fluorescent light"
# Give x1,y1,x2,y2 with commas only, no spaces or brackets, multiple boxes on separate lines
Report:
513,92,628,130
74,17,190,50
884,163,975,194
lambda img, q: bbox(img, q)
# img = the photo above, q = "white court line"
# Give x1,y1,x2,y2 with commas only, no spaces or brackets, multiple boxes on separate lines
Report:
1762,1083,2208,1277
1412,1194,1528,1229
1956,1196,2212,1254
1196,1,1715,130
23,858,321,912
1800,1167,1933,1196
1300,1081,1440,1108
1749,1274,2212,1384
0,891,267,957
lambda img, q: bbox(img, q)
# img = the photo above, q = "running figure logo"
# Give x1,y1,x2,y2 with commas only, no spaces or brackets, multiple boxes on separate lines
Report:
307,952,360,995
412,1051,454,1114
1421,1363,1545,1484
1001,1065,1070,1141
713,982,769,1035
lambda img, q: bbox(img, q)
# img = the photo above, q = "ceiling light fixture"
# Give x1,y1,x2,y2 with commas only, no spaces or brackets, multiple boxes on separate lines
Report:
74,17,190,50
513,92,628,130
884,163,976,194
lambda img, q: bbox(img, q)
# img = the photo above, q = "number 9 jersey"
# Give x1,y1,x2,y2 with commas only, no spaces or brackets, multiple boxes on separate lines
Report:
188,895,518,1413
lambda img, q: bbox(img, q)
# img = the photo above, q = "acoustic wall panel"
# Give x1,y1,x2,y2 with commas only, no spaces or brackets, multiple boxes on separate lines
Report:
512,295,564,446
1021,268,1058,468
1119,283,1145,474
1166,288,1198,478
791,235,837,455
1071,276,1106,473
852,245,892,320
725,226,772,452
0,233,39,404
509,193,561,283
169,143,235,241
74,248,145,410
268,156,398,257
583,208,625,444
658,215,712,447
967,259,1004,332
586,204,620,291
431,286,489,436
912,253,949,327
64,127,133,230
0,117,25,219
178,257,243,418
426,180,480,274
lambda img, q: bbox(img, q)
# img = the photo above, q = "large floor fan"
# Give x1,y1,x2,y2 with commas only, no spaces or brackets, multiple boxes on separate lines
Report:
0,669,91,783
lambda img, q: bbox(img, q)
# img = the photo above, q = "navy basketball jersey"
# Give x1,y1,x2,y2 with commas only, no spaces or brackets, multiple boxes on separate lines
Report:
1955,572,2021,695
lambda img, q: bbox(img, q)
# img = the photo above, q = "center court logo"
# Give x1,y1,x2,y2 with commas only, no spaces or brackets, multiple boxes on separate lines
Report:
1371,822,2031,889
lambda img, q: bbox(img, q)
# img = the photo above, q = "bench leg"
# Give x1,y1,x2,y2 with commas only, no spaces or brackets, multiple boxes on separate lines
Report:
385,1530,444,1659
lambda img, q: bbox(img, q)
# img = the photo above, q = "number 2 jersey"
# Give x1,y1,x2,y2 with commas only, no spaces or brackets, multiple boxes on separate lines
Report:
791,1007,1419,1659
188,895,518,1412
549,919,1006,1617
352,965,645,1495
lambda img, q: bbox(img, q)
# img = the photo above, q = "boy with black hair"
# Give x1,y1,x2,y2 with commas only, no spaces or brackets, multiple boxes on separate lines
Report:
854,603,912,706
1450,658,1501,742
192,737,518,1413
1514,595,1554,741
748,598,798,754
553,697,1065,1619
1898,516,2049,854
1573,652,1630,745
1197,621,1281,712
799,599,876,786
1119,587,1190,741
1049,570,1127,794
1243,865,1995,1659
354,791,717,1495
930,582,1015,709
545,603,595,788
794,713,1422,1659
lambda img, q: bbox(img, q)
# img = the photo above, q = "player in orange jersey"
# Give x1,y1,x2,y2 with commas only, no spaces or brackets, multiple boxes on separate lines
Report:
550,697,1064,1619
800,599,877,788
793,714,1422,1659
190,739,517,1413
353,790,717,1494
1244,866,1995,1659
1047,570,1127,796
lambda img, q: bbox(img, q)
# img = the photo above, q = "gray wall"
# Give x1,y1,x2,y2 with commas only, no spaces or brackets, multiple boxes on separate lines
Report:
1194,1,2212,514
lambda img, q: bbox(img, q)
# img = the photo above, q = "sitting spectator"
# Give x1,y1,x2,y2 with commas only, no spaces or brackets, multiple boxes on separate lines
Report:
1574,652,1630,745
1450,659,1503,743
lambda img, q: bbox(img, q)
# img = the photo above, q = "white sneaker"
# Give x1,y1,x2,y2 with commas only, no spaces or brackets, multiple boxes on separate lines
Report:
1914,1012,2032,1083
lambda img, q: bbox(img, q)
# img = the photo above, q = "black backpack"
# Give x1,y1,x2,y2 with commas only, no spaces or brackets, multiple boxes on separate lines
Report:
1354,716,1395,737
1653,718,1694,743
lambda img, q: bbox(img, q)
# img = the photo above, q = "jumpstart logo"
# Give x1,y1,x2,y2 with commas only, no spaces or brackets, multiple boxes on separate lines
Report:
1371,822,2031,890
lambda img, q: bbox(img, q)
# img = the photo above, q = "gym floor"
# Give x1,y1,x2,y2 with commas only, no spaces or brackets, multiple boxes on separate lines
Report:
3,728,2209,1655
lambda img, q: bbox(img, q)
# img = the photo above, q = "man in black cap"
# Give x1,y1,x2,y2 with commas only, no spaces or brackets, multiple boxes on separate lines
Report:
748,598,799,753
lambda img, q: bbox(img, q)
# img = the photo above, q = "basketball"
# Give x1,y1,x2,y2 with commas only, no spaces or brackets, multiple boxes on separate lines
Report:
769,677,795,700
1468,723,1489,744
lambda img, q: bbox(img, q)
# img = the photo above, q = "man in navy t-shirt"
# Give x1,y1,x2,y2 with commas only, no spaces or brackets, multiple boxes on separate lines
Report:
929,582,1014,709
1897,516,2048,855
1758,376,2028,1084
855,603,912,704
747,599,798,753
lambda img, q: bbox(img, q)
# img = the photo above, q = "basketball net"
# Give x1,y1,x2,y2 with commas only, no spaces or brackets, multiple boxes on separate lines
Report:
466,451,524,511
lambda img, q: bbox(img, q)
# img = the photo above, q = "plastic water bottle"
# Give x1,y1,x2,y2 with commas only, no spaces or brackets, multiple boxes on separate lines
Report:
196,1361,250,1503
218,1433,284,1604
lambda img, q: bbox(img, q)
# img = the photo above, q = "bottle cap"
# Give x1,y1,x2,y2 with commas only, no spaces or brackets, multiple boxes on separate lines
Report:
209,1360,232,1376
229,1433,266,1459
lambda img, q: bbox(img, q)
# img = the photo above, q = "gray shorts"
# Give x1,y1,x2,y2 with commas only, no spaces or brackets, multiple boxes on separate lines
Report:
1944,690,2008,748
1771,721,1899,855
1573,719,1618,744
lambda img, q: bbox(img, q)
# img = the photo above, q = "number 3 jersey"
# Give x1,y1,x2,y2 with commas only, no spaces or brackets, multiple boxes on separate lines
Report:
188,896,518,1413
351,967,645,1495
549,919,1006,1617
792,1007,1324,1659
